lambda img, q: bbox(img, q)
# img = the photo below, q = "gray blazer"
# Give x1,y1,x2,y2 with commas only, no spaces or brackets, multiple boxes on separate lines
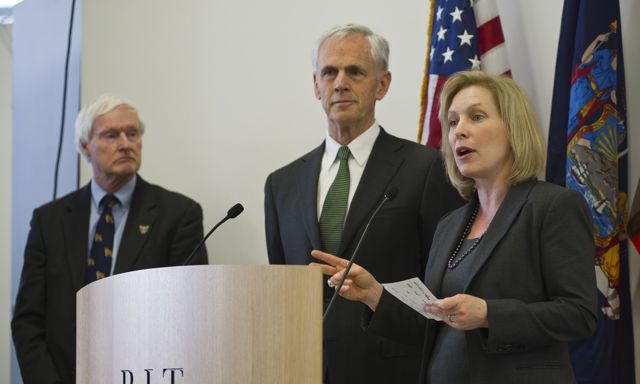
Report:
265,128,464,383
367,179,597,384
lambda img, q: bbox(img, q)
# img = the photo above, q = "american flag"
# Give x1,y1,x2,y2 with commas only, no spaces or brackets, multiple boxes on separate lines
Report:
418,0,510,148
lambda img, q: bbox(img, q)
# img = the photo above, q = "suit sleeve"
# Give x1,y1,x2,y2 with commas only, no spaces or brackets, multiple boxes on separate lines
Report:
264,173,285,264
170,200,208,265
419,154,465,276
11,210,64,384
484,190,598,352
363,289,427,348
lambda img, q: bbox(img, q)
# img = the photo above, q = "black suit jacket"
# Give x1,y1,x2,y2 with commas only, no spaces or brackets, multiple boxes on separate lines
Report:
264,128,463,383
11,176,208,384
366,179,598,384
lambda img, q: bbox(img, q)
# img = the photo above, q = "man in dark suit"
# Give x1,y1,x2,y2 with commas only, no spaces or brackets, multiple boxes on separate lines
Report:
11,94,208,384
264,24,463,383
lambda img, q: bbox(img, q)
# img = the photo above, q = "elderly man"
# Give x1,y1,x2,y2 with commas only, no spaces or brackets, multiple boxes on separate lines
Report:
12,94,208,384
264,24,463,383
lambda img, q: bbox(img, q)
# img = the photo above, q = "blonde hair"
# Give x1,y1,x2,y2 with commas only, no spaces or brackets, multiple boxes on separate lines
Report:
439,71,546,199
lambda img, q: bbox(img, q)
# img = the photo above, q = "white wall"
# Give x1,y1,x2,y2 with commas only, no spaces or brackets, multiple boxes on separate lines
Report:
81,0,433,264
79,0,639,380
1,23,13,384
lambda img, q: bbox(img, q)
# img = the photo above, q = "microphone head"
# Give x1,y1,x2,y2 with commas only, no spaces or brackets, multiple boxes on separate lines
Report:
227,203,244,218
385,187,399,201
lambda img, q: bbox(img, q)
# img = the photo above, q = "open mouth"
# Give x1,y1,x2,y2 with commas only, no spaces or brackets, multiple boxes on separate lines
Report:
456,147,474,157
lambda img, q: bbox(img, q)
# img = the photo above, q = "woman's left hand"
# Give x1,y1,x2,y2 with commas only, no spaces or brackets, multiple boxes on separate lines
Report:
423,294,488,330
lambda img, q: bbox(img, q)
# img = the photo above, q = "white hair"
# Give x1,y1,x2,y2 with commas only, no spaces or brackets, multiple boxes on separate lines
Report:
74,94,145,161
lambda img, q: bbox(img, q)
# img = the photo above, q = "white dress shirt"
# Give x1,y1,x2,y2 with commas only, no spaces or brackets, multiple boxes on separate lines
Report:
317,122,381,220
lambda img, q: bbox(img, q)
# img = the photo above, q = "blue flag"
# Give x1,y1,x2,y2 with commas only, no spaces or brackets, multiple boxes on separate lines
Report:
547,0,633,382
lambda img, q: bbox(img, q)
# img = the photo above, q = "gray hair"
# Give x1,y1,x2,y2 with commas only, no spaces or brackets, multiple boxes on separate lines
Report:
312,24,390,75
74,94,145,161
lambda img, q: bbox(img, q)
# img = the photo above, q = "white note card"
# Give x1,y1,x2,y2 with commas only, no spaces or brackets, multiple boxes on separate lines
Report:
382,277,442,321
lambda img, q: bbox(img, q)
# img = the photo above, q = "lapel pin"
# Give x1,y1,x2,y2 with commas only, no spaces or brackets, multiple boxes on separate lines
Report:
138,225,150,235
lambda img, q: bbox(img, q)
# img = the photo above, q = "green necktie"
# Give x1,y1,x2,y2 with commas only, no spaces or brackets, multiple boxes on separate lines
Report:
319,146,351,255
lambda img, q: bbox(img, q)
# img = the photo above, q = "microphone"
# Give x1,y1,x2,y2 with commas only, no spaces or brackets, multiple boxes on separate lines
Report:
323,187,398,321
182,203,244,266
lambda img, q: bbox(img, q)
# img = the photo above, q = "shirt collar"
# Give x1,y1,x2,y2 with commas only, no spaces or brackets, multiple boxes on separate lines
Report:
323,122,380,168
91,175,137,209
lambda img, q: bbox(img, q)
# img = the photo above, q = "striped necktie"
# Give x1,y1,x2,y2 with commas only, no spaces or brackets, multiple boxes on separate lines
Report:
319,146,350,255
85,194,119,284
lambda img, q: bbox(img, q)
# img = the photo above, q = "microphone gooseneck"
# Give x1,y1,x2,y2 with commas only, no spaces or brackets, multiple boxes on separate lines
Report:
323,188,398,321
182,203,245,266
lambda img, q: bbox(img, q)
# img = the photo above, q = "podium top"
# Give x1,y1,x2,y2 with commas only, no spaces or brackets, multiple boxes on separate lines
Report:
76,264,323,384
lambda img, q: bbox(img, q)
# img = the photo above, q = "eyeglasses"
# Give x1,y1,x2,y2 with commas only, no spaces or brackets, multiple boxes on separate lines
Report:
96,127,142,144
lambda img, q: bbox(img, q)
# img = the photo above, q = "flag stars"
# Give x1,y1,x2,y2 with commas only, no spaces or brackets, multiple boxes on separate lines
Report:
442,47,455,63
436,6,444,21
430,46,435,61
450,6,464,23
437,25,448,41
468,55,481,70
458,29,474,46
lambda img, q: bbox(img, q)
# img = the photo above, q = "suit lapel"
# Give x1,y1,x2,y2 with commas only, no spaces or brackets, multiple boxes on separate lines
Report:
421,205,470,362
114,177,158,273
424,204,473,297
296,143,324,252
338,129,404,256
462,179,537,291
62,184,91,291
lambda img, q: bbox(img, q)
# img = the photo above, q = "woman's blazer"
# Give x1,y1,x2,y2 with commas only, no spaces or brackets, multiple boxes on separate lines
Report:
366,179,598,384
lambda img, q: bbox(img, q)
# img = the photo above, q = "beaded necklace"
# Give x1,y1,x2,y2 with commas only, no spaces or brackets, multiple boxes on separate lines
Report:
447,202,484,269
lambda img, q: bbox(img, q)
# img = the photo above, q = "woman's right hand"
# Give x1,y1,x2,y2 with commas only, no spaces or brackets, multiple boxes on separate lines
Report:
310,250,384,311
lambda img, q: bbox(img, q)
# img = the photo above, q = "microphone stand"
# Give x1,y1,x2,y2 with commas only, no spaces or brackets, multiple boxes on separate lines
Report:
323,188,397,321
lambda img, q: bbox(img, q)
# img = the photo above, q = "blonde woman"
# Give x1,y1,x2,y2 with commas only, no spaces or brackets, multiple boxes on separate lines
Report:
312,71,597,383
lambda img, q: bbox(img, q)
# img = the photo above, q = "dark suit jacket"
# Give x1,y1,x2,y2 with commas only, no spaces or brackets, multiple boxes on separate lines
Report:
11,176,208,384
264,128,463,383
366,179,598,384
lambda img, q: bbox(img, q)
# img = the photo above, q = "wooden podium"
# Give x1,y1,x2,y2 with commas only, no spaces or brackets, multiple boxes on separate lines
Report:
76,265,322,383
